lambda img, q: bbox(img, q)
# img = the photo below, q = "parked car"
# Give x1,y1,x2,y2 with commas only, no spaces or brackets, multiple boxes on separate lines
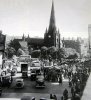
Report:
36,74,45,88
1,73,12,87
15,78,24,88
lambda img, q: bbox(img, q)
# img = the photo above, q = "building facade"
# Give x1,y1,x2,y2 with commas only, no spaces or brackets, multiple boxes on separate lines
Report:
88,24,91,57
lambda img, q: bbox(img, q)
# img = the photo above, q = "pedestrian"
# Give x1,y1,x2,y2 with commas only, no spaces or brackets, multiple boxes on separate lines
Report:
59,75,62,85
71,86,75,97
75,85,80,94
69,80,72,87
61,96,64,100
75,93,80,100
50,94,53,99
59,77,62,85
63,88,68,100
53,94,57,100
32,97,35,100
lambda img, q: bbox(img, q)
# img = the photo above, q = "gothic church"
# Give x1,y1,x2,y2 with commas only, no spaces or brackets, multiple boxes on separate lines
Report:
22,1,62,50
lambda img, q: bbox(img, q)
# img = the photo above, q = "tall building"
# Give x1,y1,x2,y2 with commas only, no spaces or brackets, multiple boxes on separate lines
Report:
88,24,91,49
88,24,91,57
44,1,61,49
0,30,6,55
0,30,6,68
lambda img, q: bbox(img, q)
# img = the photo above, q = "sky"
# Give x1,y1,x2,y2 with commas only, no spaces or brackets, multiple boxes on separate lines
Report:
0,0,91,38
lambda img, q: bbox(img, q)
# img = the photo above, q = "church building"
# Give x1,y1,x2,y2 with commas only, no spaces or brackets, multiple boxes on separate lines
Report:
21,1,62,50
44,1,61,49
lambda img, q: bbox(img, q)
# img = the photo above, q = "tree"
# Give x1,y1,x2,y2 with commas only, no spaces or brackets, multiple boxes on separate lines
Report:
17,48,25,56
62,40,80,53
9,39,21,53
48,46,57,60
67,53,78,59
57,48,65,62
48,46,57,54
6,47,15,58
28,45,33,55
41,46,48,59
31,50,41,58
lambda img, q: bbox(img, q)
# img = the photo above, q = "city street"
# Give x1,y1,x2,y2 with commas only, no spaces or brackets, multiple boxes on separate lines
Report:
1,77,71,99
0,93,67,100
0,0,90,99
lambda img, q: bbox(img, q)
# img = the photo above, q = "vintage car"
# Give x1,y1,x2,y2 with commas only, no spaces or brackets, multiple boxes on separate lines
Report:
15,78,24,88
35,74,45,88
1,73,12,86
30,69,37,81
30,69,41,81
30,60,41,70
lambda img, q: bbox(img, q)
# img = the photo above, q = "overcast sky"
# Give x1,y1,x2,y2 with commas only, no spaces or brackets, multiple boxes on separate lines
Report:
0,0,91,38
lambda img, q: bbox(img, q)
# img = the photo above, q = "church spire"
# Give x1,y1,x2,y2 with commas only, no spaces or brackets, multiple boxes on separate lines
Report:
48,0,56,32
22,33,25,41
28,34,30,38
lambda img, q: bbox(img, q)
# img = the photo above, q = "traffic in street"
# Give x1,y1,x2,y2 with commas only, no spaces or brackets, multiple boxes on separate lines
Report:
0,54,90,100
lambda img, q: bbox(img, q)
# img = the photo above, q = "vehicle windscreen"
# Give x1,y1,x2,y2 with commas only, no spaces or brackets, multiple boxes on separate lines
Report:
19,56,30,62
31,61,40,67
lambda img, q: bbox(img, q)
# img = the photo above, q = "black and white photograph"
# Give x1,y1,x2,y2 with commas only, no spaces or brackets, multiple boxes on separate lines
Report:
0,0,91,100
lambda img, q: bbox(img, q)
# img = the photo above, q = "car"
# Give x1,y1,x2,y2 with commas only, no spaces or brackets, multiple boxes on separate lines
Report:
30,69,41,81
44,65,52,69
30,70,37,81
15,78,24,88
36,74,45,88
30,60,41,70
1,73,12,86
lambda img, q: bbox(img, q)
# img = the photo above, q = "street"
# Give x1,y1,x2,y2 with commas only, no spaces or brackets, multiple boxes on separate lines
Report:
1,77,71,99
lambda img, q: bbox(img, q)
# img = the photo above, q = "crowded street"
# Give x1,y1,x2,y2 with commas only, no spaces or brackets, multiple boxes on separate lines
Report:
0,59,90,100
0,0,91,99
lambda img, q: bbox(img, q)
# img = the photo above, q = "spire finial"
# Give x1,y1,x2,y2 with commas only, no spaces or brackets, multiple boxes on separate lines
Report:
52,0,54,8
45,28,47,33
48,0,56,32
28,34,29,38
22,33,25,41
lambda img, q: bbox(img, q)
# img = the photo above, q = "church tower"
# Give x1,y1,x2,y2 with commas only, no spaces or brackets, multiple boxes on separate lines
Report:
44,1,61,49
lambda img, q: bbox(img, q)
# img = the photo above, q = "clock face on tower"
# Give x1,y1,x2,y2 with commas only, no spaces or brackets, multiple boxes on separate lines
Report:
48,35,51,38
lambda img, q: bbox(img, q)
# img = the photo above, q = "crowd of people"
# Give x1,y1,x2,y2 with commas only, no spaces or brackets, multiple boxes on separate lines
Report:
0,58,90,100
43,61,90,100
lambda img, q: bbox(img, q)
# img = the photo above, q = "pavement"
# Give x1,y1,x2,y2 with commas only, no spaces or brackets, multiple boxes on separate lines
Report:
81,73,91,100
